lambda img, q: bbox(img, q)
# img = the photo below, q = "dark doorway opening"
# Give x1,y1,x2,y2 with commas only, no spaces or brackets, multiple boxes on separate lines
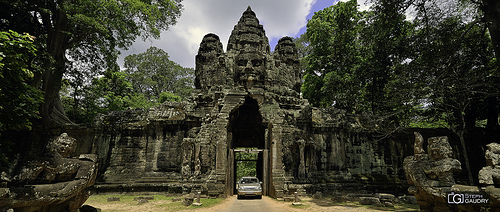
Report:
229,96,265,149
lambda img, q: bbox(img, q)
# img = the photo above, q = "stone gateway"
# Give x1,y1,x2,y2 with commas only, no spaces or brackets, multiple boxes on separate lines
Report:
90,6,420,198
2,5,495,212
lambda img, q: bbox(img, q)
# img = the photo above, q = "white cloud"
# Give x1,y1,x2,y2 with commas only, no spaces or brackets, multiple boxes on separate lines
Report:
339,0,371,11
119,0,315,68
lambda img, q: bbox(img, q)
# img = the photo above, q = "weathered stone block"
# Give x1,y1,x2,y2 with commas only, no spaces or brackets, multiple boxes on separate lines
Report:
359,197,382,206
375,193,395,201
183,197,194,206
397,195,417,204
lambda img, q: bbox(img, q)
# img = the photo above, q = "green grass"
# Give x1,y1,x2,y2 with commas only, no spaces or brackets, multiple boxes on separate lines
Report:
289,203,311,209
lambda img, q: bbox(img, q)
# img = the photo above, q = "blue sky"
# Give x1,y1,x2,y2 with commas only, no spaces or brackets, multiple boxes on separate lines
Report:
119,0,368,68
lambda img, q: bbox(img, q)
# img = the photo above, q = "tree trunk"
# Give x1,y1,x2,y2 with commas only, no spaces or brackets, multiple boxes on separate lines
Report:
481,1,500,136
482,0,500,65
464,105,476,131
40,6,73,129
486,97,499,132
457,130,474,185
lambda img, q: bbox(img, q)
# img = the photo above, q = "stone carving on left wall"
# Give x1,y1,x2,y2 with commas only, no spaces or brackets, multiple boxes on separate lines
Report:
0,133,98,212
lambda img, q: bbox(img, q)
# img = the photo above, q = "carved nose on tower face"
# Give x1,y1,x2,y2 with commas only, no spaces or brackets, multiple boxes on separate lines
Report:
244,61,253,73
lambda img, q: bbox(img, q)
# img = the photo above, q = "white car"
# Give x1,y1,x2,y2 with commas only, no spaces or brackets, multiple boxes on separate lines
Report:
236,177,263,199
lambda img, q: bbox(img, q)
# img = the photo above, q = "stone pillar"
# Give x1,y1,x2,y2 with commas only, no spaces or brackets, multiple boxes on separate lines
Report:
298,140,305,179
193,143,201,177
192,192,203,206
271,125,285,198
292,191,302,205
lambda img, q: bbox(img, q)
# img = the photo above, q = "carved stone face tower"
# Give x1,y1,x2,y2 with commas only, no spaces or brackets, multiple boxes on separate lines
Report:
195,6,301,92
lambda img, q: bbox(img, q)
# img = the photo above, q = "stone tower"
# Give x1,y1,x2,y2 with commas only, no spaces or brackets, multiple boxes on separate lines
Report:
195,6,301,93
190,6,306,197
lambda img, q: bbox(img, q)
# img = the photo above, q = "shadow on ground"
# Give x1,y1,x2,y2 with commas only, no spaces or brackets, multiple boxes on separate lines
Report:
308,198,419,211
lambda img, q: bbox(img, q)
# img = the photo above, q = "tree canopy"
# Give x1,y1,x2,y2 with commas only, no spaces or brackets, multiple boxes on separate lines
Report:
300,0,499,130
124,46,194,100
0,0,183,129
61,47,193,124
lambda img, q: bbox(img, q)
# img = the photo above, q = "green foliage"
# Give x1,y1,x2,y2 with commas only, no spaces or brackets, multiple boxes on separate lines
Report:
302,0,414,125
61,48,192,123
409,1,496,131
0,30,43,131
302,0,365,108
300,0,498,130
159,92,182,103
235,151,258,181
0,30,43,166
124,46,194,100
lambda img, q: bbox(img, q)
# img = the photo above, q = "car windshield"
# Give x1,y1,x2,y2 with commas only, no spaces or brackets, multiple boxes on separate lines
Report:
240,178,259,184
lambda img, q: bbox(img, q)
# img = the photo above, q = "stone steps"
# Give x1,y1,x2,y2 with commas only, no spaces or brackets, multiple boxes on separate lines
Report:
135,177,180,183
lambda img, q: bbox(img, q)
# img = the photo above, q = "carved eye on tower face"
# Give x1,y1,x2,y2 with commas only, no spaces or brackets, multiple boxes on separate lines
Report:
252,59,262,67
237,59,248,67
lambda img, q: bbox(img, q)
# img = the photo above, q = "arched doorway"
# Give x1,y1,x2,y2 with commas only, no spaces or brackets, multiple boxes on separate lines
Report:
227,96,269,196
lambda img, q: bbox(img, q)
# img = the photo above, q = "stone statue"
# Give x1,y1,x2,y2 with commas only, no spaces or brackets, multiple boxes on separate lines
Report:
181,139,193,178
297,139,306,180
479,143,500,206
0,133,97,212
403,132,461,211
414,132,425,155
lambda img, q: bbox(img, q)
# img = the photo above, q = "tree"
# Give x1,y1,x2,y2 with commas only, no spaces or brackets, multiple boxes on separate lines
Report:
235,151,258,181
0,0,183,129
302,0,413,125
473,0,500,131
361,0,413,117
123,46,194,100
302,0,366,109
60,52,191,123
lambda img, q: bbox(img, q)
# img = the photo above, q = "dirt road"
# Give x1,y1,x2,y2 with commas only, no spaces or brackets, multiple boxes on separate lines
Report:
85,194,418,212
194,195,389,212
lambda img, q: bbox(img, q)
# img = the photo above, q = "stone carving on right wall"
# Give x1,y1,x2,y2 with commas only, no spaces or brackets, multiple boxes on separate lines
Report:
404,133,500,211
479,143,500,206
403,132,462,211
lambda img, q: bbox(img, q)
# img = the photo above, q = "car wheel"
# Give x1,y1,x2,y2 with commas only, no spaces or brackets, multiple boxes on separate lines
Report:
258,195,262,199
237,195,241,199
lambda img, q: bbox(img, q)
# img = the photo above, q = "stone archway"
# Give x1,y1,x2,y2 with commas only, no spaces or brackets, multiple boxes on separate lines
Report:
229,96,265,149
227,96,270,196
